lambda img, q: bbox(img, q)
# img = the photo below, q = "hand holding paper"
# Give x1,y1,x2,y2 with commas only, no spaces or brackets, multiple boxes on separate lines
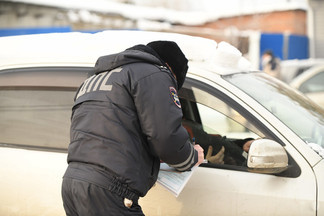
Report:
158,163,196,197
194,144,205,166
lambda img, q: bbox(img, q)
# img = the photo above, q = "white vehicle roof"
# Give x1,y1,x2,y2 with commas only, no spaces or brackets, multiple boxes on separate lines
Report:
0,30,252,74
280,58,324,82
290,64,324,88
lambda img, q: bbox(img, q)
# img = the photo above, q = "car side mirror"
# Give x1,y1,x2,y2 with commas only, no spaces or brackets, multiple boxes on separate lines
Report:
247,139,288,174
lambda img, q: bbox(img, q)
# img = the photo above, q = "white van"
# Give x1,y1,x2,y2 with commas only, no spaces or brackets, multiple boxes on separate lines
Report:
0,31,323,216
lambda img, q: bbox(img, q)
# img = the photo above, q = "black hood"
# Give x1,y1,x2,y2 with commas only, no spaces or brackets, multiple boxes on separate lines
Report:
147,41,188,89
93,45,165,75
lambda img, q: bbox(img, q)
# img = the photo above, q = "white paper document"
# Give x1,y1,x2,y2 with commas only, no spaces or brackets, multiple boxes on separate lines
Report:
157,163,195,197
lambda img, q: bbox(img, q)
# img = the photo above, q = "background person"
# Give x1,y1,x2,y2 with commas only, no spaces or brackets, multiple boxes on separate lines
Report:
261,49,281,79
61,41,204,216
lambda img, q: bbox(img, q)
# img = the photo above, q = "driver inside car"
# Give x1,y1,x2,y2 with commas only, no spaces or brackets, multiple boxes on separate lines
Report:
180,97,255,165
182,118,254,165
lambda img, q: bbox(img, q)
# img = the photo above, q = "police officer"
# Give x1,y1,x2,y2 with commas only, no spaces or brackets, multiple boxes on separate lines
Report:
61,41,204,215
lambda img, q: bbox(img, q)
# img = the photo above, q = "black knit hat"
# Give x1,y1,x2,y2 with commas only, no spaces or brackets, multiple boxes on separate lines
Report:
147,41,188,89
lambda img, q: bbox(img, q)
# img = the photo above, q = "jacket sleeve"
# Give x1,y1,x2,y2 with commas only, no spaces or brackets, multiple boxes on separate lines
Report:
133,70,197,171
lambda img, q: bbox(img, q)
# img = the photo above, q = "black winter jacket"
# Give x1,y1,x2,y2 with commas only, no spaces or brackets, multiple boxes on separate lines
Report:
67,46,198,197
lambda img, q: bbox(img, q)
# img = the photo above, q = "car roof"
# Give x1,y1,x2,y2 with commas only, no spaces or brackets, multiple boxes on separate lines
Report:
0,30,252,74
290,64,324,88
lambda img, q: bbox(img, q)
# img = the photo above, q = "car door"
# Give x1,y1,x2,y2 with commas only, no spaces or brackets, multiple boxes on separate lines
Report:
0,86,73,216
140,77,317,216
0,67,88,216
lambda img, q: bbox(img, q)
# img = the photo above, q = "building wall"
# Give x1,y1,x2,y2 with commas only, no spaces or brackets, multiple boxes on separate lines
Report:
0,2,135,33
0,2,69,28
309,0,324,58
200,10,307,35
0,2,307,35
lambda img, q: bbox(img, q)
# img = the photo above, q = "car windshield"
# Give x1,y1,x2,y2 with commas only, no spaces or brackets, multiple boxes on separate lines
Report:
224,72,324,158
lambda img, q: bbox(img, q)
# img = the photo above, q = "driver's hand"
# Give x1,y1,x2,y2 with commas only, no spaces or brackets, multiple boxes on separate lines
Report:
206,146,225,164
243,140,254,152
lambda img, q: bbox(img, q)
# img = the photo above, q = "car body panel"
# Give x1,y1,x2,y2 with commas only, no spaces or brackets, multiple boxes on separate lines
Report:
314,160,324,216
0,147,67,216
140,165,316,216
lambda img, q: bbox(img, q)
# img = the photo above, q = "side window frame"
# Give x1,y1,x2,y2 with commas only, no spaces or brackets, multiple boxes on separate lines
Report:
0,66,90,152
180,78,280,143
0,87,76,152
180,78,301,177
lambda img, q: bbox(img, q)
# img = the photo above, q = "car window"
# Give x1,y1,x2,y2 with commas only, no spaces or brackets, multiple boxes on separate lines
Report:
180,84,262,139
179,80,263,169
299,71,324,93
197,103,259,139
0,89,75,150
179,77,303,177
225,72,324,152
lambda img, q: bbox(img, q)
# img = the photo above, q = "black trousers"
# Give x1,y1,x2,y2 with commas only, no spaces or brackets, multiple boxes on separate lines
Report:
61,177,145,216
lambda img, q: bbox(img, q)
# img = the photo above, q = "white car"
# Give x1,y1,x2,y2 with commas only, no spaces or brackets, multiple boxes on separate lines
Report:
0,31,324,216
290,64,324,108
280,58,324,83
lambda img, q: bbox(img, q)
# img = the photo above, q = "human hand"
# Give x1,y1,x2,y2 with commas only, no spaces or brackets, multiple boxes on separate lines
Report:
243,140,254,152
206,146,225,164
194,144,204,166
